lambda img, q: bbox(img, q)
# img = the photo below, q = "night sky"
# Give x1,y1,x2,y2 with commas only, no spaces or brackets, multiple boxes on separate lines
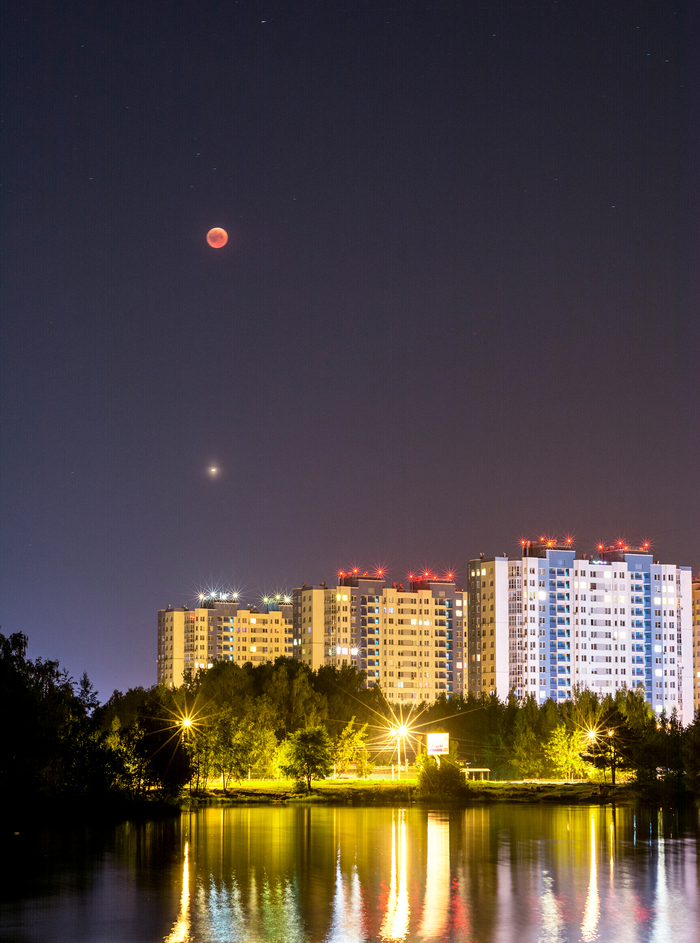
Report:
2,1,697,700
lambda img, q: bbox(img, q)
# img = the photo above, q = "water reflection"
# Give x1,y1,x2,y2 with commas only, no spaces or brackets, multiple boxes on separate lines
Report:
417,812,448,940
164,840,190,943
581,817,599,942
154,806,700,943
328,852,365,943
380,810,410,941
2,804,698,943
539,871,564,943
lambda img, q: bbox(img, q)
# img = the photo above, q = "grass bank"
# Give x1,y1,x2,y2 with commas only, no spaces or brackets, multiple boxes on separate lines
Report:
183,778,642,807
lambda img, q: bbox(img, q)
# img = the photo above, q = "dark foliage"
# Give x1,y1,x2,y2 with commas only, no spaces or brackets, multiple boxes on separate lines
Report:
0,633,116,810
5,631,700,810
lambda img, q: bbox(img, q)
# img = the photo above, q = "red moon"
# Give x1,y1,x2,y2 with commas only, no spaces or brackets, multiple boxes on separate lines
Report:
206,227,228,248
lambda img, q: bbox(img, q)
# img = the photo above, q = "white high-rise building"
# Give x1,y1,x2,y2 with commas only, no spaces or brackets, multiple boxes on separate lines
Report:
468,541,693,722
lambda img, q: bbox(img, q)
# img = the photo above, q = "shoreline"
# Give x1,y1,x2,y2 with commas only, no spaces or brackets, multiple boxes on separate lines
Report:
7,780,694,836
180,779,648,807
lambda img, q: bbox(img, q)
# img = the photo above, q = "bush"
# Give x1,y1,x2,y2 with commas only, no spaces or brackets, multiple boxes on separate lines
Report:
416,753,469,798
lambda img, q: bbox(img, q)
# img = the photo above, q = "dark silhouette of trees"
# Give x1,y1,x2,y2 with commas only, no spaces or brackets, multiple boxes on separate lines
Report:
5,631,700,806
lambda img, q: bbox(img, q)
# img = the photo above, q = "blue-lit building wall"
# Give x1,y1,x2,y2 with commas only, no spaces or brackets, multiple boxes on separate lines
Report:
541,549,577,700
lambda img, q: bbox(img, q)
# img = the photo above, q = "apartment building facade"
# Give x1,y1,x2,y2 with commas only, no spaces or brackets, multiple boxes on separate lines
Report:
467,542,693,722
292,572,467,701
157,594,293,687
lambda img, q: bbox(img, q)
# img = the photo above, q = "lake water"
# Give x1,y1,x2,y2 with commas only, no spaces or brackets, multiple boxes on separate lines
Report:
2,803,699,942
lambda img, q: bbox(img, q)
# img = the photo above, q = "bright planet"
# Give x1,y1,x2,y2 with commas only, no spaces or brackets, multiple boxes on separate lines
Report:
206,227,228,248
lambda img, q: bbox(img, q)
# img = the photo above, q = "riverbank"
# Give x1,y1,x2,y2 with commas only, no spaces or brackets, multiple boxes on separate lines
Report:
5,779,684,838
182,778,646,807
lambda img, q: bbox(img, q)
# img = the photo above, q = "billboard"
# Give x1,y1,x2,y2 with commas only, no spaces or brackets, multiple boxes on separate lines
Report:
426,732,450,756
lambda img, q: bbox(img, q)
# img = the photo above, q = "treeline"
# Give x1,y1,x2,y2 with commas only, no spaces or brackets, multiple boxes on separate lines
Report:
3,631,700,809
0,634,383,805
100,656,383,795
422,687,700,798
0,633,109,809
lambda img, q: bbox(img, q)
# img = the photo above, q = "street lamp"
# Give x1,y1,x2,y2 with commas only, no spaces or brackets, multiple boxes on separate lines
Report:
607,729,617,785
393,724,409,780
586,726,618,784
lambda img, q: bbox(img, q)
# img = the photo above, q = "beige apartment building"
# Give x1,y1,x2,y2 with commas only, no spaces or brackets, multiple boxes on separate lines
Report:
157,594,293,687
293,574,467,701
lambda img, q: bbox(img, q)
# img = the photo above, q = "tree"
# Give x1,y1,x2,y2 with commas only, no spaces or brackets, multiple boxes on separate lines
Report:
185,721,217,793
212,707,251,788
132,688,192,798
334,717,369,775
511,694,552,779
76,671,100,716
249,726,279,779
0,632,116,804
262,664,328,734
543,724,591,780
280,726,334,791
511,723,544,779
682,709,700,796
314,665,372,733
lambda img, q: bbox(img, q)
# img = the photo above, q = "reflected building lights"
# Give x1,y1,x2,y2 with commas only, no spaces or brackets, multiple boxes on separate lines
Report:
327,853,366,942
164,841,190,943
581,816,599,942
610,821,615,881
203,874,247,941
152,807,698,943
539,871,564,943
380,811,410,941
259,874,306,943
650,809,668,941
418,813,449,940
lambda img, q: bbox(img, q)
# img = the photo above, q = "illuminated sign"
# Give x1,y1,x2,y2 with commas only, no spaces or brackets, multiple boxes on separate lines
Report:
426,733,450,756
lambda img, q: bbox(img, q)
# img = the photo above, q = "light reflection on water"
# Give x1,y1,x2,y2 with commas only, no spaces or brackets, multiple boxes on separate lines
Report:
1,804,698,943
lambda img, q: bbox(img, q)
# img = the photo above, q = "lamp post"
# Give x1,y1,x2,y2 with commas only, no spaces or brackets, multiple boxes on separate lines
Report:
587,727,617,784
394,724,408,780
607,729,616,785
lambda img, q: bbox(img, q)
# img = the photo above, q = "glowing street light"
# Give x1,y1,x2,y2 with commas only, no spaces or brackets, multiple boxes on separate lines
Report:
585,725,618,784
392,724,410,780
